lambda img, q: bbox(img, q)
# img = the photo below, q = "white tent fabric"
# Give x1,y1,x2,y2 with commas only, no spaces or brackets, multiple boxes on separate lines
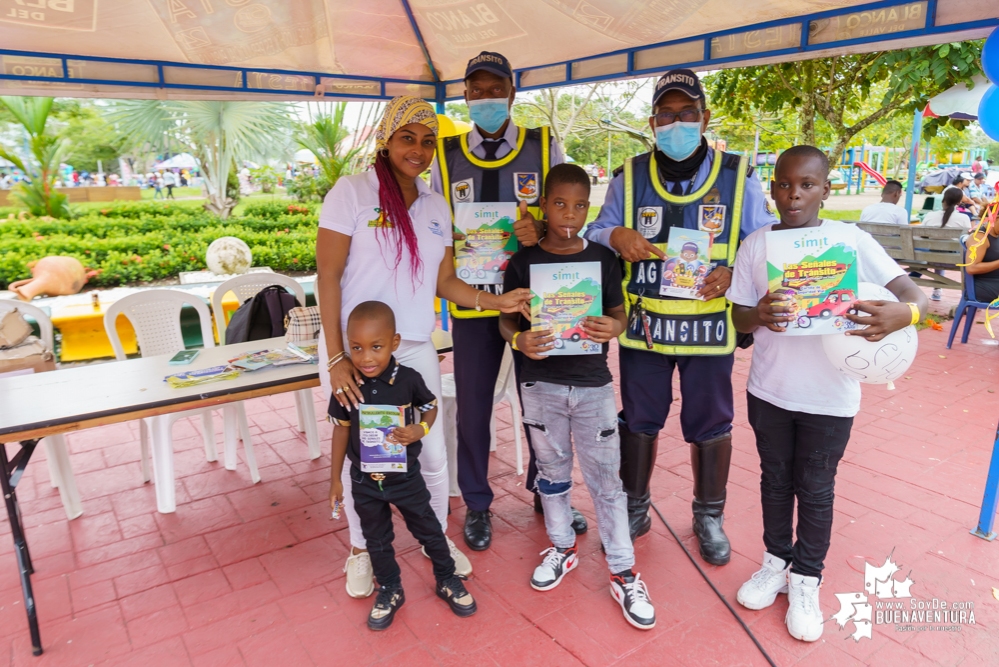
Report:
925,74,990,120
154,153,199,170
0,0,995,101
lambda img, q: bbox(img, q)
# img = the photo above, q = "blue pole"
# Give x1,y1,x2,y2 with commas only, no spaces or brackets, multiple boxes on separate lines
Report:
904,106,922,218
971,420,999,540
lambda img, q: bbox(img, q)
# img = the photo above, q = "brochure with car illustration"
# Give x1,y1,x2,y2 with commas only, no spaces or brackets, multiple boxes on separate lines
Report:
358,405,407,473
453,203,518,284
765,225,859,335
659,228,715,299
530,261,602,355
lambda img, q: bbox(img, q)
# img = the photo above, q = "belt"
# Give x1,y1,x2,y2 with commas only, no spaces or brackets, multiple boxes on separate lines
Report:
368,472,386,481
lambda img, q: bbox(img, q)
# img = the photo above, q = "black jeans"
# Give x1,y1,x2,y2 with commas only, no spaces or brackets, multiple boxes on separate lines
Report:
746,393,853,577
350,462,455,587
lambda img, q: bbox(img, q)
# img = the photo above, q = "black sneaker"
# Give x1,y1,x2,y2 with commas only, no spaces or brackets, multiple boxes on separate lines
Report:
367,585,405,631
530,545,578,591
436,575,477,617
610,571,656,630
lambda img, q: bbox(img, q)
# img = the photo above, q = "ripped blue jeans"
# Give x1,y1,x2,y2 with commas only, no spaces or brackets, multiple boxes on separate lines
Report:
522,381,634,574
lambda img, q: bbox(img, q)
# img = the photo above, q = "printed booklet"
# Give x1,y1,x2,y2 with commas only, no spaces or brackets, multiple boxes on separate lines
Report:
358,405,407,473
453,203,518,284
660,227,714,299
530,261,602,355
765,224,859,335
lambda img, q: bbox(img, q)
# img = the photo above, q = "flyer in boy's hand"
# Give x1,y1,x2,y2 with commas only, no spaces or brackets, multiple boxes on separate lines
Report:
359,405,407,472
453,203,518,285
530,261,602,355
765,224,859,335
660,227,715,299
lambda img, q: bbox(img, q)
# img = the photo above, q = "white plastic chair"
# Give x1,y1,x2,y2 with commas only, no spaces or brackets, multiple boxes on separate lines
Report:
490,345,524,475
104,290,254,514
0,300,82,520
211,273,319,461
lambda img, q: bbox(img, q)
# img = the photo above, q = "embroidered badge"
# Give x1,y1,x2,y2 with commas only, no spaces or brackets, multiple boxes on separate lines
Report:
698,204,726,236
636,206,663,240
704,188,721,204
367,207,393,228
513,172,539,203
453,178,473,203
428,220,444,237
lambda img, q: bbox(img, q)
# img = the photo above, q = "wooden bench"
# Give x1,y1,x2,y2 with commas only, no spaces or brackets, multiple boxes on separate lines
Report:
849,222,964,290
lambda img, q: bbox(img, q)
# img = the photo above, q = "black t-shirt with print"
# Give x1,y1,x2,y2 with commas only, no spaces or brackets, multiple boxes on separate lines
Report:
327,357,437,469
503,241,624,387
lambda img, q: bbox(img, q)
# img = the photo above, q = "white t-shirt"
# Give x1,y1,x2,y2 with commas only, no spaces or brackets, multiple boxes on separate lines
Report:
859,202,909,226
921,209,971,231
727,220,905,418
317,170,452,342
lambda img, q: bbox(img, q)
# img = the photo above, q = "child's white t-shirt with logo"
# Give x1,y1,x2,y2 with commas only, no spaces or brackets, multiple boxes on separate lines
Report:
318,170,452,342
727,220,905,418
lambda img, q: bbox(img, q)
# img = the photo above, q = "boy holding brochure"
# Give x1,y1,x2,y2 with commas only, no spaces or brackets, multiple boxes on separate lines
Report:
727,146,926,642
500,164,656,630
329,301,477,631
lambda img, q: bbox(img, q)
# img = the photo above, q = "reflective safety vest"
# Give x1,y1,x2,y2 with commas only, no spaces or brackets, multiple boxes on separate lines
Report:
438,126,550,319
620,149,748,355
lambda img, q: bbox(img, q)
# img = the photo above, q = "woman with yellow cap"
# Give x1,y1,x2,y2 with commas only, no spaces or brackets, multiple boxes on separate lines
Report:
316,96,530,603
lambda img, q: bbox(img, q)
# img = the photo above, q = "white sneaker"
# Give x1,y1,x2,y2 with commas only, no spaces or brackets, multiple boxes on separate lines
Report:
737,552,789,610
530,545,578,591
422,537,473,577
930,288,942,302
344,550,374,599
610,571,656,630
786,571,824,642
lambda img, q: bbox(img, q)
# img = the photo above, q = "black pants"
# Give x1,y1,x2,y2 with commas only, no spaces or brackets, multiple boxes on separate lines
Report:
452,316,538,512
619,346,734,441
350,462,455,587
746,393,853,577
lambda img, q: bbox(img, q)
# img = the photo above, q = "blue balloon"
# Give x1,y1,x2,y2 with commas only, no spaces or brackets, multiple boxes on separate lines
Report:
981,84,999,141
986,27,999,84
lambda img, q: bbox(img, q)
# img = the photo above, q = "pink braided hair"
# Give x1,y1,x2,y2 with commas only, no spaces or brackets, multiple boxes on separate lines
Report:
374,151,424,283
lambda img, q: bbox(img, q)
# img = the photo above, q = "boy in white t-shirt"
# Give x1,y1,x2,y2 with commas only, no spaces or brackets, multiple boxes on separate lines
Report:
726,146,927,643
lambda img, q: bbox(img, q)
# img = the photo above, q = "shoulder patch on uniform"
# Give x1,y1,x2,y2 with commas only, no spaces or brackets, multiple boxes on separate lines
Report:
525,127,543,141
721,152,741,170
443,136,461,151
746,165,755,179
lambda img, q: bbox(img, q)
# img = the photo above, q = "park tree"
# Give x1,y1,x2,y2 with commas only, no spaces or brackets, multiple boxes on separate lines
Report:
704,42,983,163
0,96,71,219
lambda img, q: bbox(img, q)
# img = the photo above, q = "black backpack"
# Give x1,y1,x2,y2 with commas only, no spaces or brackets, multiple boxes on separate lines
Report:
225,285,298,344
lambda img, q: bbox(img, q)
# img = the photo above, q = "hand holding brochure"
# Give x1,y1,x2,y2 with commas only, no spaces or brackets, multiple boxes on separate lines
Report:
659,228,714,299
453,203,517,284
359,405,407,472
765,224,859,335
530,261,602,355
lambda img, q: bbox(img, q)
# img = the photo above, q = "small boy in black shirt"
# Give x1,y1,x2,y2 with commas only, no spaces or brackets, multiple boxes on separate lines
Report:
500,164,656,630
329,301,476,630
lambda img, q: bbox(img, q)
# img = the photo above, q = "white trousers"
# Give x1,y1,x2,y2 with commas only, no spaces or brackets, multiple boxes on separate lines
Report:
320,334,448,549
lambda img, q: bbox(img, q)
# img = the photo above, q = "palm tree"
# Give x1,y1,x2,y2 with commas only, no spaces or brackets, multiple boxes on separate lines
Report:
295,102,363,198
0,96,72,219
112,100,292,218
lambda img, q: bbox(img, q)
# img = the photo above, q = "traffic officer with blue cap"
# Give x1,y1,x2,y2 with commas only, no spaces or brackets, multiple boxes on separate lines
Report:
585,69,776,565
431,52,588,552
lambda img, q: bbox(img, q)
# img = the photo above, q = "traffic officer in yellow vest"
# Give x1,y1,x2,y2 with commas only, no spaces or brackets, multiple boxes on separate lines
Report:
431,51,588,551
584,69,776,565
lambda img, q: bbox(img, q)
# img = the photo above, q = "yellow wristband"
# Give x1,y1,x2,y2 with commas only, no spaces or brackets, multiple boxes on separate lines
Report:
511,331,521,351
907,302,920,326
419,421,430,437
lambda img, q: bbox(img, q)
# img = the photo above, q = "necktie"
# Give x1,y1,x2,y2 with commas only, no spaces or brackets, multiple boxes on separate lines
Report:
664,179,686,233
480,140,501,202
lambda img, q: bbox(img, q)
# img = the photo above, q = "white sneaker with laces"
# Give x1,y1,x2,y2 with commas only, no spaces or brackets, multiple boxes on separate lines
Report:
530,545,578,591
931,288,942,302
610,571,656,630
786,571,824,642
422,537,473,577
737,552,789,610
344,550,374,599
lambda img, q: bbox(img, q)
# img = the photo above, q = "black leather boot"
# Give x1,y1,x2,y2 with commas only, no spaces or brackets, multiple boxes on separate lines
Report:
690,433,733,566
619,417,658,542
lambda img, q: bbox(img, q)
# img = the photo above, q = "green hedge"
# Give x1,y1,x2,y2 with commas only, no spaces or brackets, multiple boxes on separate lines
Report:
0,203,319,288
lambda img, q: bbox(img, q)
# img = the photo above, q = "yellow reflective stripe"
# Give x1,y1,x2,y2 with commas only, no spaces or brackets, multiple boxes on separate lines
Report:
710,243,728,261
438,137,452,209
649,149,723,204
626,293,727,315
623,158,635,230
541,126,550,171
728,154,747,264
449,301,499,319
461,127,525,168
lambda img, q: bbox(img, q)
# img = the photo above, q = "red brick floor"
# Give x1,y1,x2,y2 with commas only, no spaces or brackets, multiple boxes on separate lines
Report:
1,307,998,665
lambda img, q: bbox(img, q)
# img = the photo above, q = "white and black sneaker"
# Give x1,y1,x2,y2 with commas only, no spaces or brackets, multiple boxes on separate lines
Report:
530,545,578,591
610,571,656,630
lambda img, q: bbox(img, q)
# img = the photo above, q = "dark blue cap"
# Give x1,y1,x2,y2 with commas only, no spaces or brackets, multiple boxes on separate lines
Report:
465,51,513,80
653,68,705,108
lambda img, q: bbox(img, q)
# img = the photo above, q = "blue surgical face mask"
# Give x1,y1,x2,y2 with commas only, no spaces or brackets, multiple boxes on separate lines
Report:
655,121,703,161
468,98,510,134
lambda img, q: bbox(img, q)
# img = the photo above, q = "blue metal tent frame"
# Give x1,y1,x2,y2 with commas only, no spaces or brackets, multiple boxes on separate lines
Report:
0,0,994,110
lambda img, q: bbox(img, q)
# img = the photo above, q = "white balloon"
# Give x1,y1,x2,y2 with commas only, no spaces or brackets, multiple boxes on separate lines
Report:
206,236,252,276
820,282,918,388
